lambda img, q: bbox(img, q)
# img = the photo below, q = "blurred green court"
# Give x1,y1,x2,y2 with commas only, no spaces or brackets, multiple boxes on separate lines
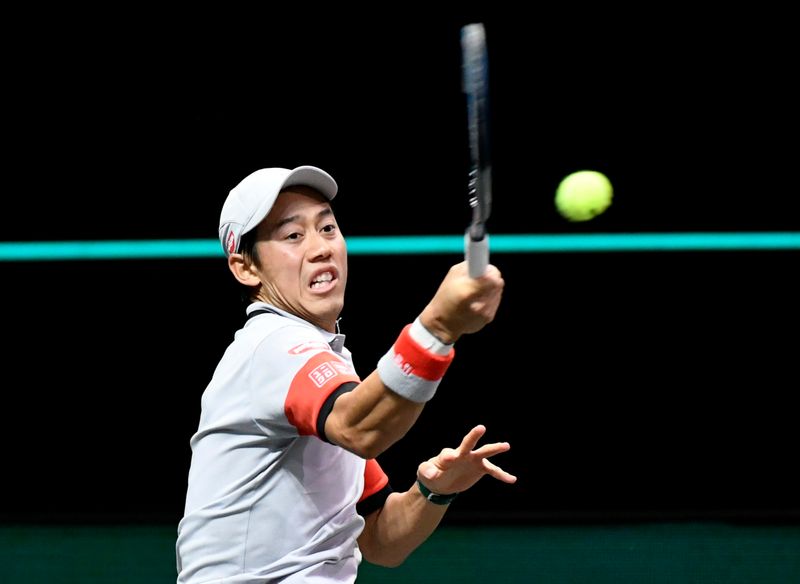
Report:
2,522,798,583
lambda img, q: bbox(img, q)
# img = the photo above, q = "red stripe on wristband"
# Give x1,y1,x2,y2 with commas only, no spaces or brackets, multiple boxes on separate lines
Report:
392,324,455,381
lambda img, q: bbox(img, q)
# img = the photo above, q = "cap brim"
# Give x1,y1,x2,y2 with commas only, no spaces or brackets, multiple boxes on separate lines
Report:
281,165,338,201
240,165,338,236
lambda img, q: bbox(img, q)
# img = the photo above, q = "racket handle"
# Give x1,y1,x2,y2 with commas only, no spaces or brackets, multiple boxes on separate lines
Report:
465,231,490,278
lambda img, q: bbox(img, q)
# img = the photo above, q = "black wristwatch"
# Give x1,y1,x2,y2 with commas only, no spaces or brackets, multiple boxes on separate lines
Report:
416,479,458,505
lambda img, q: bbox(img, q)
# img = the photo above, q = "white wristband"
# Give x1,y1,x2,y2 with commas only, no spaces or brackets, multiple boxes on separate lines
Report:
377,323,456,403
409,317,454,355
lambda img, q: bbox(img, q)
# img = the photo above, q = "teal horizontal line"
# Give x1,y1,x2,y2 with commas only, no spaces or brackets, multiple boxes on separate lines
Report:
1,232,799,261
347,233,800,253
0,240,222,261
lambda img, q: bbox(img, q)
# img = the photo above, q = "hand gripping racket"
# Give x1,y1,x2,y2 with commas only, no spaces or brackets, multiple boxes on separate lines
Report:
461,23,492,278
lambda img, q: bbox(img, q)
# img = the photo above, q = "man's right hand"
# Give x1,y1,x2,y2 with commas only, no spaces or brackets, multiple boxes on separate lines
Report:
418,261,504,344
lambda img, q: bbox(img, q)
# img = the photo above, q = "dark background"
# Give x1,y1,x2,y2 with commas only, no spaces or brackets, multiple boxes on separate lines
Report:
3,10,798,524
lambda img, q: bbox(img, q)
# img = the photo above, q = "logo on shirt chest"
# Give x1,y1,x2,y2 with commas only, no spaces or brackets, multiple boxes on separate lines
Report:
289,341,332,355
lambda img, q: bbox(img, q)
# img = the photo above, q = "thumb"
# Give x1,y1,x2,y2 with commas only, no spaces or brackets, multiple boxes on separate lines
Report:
418,461,439,482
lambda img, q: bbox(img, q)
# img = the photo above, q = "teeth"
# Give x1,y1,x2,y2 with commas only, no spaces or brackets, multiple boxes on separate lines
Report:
311,272,334,288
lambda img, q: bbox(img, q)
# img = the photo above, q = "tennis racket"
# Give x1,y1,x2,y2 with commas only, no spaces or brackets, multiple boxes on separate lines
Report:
461,23,492,278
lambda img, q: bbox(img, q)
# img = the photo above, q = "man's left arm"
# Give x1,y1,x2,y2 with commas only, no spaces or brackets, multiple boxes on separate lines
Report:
357,425,516,567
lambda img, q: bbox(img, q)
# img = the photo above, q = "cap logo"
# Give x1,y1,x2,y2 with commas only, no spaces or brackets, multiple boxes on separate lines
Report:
226,231,236,254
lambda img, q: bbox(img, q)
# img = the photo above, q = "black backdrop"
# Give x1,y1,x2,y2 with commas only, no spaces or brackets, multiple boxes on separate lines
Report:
3,10,798,524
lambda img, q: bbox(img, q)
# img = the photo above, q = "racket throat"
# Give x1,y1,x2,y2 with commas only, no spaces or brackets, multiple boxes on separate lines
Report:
468,222,487,241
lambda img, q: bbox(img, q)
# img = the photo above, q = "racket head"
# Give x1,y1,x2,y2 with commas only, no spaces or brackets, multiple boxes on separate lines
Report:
460,23,492,231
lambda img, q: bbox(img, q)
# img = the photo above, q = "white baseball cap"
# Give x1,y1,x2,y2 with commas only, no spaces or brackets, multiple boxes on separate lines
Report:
219,165,338,256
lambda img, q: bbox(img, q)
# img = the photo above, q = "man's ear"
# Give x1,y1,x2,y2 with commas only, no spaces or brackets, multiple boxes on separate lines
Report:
228,253,262,287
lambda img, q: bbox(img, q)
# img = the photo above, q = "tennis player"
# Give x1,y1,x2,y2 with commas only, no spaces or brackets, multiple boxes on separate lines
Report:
176,165,515,583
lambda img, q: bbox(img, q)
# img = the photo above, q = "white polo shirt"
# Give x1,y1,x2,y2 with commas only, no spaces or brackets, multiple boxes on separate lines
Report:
177,303,389,583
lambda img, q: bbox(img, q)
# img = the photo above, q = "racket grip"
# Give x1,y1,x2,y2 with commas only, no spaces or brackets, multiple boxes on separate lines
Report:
465,231,490,278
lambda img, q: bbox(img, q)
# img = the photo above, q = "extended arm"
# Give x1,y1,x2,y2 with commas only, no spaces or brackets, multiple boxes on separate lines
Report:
324,262,504,459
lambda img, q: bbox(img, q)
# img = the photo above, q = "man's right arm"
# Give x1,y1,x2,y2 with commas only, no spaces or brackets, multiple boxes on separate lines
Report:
324,261,504,459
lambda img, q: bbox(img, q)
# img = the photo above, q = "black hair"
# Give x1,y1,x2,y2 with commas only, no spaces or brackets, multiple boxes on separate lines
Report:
238,229,262,304
239,229,260,266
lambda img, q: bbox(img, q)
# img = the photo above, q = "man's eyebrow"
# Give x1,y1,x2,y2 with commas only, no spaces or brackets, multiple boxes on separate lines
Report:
273,208,333,231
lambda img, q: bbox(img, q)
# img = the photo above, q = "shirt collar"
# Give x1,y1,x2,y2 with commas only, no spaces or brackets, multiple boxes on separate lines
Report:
246,302,346,352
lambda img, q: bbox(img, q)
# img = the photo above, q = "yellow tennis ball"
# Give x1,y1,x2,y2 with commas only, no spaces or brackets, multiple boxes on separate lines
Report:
555,170,613,222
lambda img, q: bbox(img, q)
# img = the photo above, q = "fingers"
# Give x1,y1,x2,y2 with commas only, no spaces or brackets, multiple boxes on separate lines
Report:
456,260,501,279
457,426,512,460
483,459,517,484
467,268,504,323
472,441,511,458
456,424,487,455
417,426,515,495
425,263,504,340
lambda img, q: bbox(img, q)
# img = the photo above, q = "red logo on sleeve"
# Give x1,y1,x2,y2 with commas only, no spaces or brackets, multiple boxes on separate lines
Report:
285,353,360,436
308,362,337,387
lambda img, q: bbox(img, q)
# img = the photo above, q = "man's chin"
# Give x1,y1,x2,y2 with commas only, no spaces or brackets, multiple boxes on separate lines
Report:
307,299,344,331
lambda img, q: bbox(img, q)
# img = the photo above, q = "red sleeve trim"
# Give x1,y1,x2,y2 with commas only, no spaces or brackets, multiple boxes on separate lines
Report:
359,458,390,502
285,352,360,436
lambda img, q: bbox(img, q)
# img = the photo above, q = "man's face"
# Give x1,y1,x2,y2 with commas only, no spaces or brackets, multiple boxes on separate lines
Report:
251,186,347,332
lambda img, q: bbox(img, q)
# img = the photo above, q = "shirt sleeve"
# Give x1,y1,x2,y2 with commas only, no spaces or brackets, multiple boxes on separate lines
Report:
284,352,361,436
248,324,361,438
357,459,392,517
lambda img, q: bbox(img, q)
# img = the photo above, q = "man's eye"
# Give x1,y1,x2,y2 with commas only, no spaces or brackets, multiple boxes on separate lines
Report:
286,233,302,240
322,224,336,233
